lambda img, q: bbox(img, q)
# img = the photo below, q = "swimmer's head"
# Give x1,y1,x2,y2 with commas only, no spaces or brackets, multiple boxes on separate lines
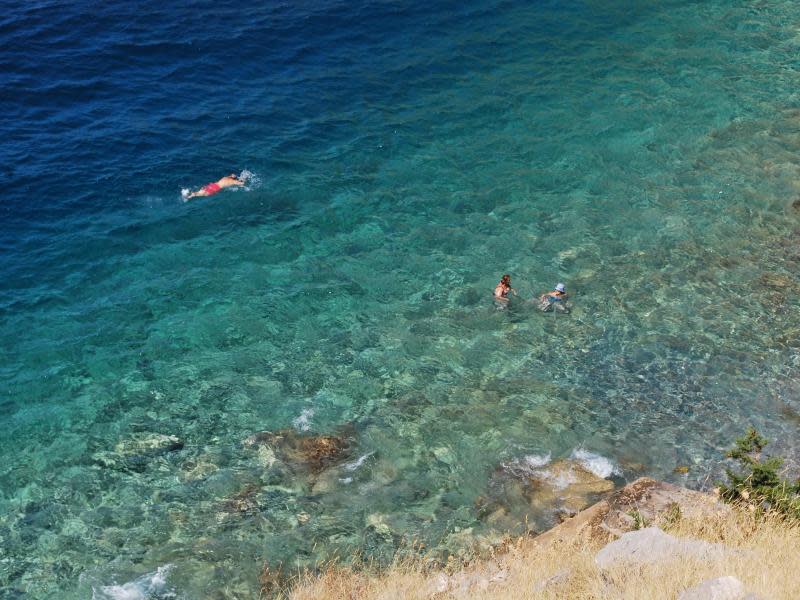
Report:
501,274,511,285
555,283,566,292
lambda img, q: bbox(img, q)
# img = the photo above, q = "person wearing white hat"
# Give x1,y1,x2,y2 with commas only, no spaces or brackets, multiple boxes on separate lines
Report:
539,283,568,311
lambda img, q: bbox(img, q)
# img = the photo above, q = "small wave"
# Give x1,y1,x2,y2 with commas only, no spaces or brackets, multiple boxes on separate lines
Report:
238,169,261,191
292,408,314,432
343,451,375,472
502,452,551,477
522,453,551,469
502,450,618,483
91,565,174,600
543,468,577,490
570,448,620,479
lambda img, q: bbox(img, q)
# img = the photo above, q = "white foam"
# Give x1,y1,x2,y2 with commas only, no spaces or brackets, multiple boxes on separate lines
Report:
522,453,551,469
544,468,577,490
292,408,314,432
92,565,174,600
502,452,551,477
343,451,375,472
504,450,619,484
570,448,620,479
238,169,261,191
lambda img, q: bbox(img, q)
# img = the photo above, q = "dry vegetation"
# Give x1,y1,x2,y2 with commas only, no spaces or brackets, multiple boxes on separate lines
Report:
281,506,800,600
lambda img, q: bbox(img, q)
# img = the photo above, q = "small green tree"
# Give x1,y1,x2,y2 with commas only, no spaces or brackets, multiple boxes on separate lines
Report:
718,428,800,519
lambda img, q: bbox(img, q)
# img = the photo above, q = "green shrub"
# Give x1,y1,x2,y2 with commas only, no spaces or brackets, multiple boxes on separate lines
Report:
718,428,800,519
628,509,649,530
662,502,682,527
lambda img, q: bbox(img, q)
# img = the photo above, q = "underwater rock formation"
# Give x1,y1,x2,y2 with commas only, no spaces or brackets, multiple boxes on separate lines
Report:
91,432,184,472
479,457,616,530
243,428,354,475
523,459,616,514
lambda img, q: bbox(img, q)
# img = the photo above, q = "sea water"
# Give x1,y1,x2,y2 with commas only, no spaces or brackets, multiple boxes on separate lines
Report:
3,0,800,597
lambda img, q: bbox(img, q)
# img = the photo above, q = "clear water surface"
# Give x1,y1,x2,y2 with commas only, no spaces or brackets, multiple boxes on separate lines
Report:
2,0,800,597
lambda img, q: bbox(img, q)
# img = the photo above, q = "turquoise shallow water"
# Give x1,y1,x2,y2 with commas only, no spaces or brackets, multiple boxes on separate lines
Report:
3,0,800,597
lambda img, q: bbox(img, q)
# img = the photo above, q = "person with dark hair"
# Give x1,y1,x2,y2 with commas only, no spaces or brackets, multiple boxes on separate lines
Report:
183,173,245,200
494,274,517,301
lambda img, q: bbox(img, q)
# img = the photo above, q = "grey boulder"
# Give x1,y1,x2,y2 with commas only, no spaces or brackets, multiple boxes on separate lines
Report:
595,527,729,570
678,576,753,600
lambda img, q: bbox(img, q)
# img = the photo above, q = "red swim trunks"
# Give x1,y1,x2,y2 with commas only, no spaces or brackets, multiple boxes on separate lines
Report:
203,182,221,195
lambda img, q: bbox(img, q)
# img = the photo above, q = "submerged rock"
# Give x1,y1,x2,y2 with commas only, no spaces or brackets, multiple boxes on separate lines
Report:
243,428,353,475
181,460,218,482
180,454,219,482
759,272,794,290
524,460,615,513
220,483,261,516
114,433,183,456
92,433,183,472
216,483,292,522
485,457,615,522
310,467,340,494
256,445,278,469
365,513,395,539
438,527,503,562
433,446,457,467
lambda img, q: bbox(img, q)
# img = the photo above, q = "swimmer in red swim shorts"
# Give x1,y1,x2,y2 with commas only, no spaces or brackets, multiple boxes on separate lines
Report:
183,174,245,200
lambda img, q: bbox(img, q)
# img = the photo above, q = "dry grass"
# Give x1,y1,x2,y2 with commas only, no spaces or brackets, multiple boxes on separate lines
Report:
286,507,800,599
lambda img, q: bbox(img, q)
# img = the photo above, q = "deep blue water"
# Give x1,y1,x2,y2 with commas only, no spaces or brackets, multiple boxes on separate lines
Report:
3,0,800,597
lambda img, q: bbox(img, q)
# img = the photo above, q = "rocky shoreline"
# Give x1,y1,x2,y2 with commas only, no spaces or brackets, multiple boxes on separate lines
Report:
377,478,758,600
533,477,727,549
88,429,774,599
287,472,795,600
